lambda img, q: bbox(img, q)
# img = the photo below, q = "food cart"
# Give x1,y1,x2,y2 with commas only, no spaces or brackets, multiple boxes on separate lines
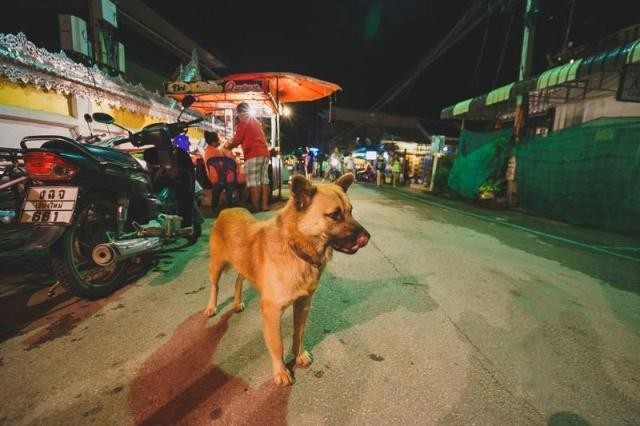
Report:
164,72,341,198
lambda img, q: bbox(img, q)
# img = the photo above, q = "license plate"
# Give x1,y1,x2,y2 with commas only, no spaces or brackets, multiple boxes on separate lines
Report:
20,186,79,224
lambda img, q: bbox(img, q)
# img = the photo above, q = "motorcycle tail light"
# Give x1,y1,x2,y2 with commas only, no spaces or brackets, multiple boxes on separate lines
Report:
24,151,79,181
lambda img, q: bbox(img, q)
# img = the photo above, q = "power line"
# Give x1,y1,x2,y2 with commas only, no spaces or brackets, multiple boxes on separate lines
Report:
371,0,487,112
492,9,516,87
331,0,491,143
472,15,492,92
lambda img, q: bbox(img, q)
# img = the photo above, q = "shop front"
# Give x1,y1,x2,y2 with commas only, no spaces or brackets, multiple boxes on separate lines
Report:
439,38,640,233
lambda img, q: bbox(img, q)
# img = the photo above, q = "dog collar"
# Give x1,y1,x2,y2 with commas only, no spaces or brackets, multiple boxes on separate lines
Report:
289,243,322,269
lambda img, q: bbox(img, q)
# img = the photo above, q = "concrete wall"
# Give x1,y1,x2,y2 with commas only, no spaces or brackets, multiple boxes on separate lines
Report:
0,80,205,149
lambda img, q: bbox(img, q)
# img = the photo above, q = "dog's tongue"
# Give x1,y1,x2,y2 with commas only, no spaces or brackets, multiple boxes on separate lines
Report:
357,232,370,248
348,233,369,251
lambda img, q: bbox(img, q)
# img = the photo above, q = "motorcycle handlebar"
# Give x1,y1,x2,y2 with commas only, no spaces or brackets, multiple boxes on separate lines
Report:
114,117,203,147
167,117,204,138
186,117,204,126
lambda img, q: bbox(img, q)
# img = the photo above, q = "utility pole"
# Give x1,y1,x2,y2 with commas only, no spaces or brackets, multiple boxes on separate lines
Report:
508,0,537,208
561,0,576,57
518,0,536,81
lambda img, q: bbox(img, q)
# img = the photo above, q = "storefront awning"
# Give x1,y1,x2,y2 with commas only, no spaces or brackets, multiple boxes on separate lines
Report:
452,99,472,116
486,82,514,105
536,59,582,90
440,37,640,120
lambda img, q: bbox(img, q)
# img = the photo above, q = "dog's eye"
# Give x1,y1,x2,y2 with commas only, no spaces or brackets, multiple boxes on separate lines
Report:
327,210,343,221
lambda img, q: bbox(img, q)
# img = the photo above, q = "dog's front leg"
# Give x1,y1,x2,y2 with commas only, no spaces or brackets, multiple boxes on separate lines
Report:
260,299,293,386
292,295,313,368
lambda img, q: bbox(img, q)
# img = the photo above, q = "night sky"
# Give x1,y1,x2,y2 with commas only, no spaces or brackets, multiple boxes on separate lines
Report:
141,0,637,149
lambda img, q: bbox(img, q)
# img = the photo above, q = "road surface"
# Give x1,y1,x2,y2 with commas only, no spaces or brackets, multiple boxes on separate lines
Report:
1,182,638,425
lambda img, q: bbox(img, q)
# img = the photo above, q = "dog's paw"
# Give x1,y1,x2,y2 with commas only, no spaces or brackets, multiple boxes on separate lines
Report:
204,306,217,318
273,368,294,386
234,302,245,313
295,350,313,368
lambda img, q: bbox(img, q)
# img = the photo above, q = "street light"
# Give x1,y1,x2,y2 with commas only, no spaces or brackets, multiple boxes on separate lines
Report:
281,105,292,117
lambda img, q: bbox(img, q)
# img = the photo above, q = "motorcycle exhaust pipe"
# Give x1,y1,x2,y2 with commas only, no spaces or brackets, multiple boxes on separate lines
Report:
92,237,162,266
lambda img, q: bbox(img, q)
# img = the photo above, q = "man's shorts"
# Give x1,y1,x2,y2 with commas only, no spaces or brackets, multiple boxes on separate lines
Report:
245,156,270,188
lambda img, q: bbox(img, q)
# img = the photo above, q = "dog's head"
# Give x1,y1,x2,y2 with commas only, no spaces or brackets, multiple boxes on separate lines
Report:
289,173,370,255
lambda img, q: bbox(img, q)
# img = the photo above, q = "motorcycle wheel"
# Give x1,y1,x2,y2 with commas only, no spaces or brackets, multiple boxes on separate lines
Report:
51,196,130,300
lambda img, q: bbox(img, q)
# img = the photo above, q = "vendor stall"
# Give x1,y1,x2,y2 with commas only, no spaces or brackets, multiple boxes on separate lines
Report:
165,72,341,197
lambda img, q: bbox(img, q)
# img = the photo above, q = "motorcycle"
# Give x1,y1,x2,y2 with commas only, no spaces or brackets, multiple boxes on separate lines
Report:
17,95,204,299
0,148,30,252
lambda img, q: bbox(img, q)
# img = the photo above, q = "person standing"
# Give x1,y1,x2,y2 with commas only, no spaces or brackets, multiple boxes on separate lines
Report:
375,152,386,187
225,102,271,212
321,154,330,182
391,155,401,187
327,147,343,182
346,154,356,176
303,146,315,181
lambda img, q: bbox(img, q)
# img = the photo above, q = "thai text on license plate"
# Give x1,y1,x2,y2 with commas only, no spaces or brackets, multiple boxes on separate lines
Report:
20,186,78,224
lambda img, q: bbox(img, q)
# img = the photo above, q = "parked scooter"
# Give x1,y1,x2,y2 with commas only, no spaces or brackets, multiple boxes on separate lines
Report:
0,148,30,252
17,95,204,299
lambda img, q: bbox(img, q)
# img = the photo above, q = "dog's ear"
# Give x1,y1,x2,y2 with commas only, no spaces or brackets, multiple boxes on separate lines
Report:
335,173,355,193
291,175,317,210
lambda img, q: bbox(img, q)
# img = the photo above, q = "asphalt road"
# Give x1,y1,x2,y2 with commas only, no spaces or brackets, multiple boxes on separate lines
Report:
0,182,639,425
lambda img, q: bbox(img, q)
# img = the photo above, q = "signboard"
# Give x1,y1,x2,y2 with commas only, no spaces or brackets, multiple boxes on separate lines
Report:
223,79,265,93
617,64,640,103
164,80,224,94
430,135,445,153
365,151,377,160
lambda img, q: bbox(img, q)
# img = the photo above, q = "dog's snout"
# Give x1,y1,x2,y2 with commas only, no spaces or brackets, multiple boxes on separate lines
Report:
357,230,370,247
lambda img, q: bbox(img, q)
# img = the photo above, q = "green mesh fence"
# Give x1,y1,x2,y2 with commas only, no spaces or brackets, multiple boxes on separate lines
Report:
447,128,513,199
515,117,640,235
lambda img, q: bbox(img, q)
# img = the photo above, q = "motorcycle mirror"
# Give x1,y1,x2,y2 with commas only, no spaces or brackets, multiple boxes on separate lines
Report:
84,113,93,123
92,112,115,124
181,95,196,109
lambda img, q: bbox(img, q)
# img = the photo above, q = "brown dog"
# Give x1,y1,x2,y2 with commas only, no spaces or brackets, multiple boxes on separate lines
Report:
204,173,370,385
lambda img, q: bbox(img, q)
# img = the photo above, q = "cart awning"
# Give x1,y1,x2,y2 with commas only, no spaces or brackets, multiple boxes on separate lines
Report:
223,72,341,103
164,72,341,115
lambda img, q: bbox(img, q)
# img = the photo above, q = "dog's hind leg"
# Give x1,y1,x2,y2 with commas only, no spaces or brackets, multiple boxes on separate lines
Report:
204,257,224,317
292,295,313,368
233,274,246,312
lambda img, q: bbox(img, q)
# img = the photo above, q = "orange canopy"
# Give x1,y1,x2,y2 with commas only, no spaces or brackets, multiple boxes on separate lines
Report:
223,72,341,103
165,72,341,115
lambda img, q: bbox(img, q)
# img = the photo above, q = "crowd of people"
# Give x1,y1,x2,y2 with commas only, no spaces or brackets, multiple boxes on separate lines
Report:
287,146,418,188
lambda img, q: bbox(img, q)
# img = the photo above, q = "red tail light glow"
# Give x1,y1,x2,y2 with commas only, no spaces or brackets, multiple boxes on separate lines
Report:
24,151,79,181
